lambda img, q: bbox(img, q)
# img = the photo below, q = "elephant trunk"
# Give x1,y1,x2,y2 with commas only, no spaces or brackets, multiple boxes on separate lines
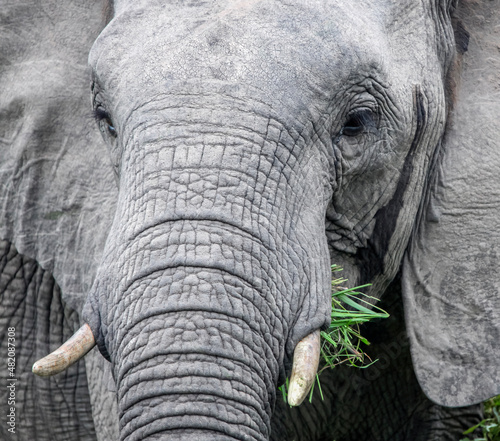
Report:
119,348,268,441
83,99,332,440
105,224,280,441
117,286,272,441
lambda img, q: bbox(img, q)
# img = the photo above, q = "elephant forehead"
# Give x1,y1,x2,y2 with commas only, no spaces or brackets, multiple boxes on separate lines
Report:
90,0,388,113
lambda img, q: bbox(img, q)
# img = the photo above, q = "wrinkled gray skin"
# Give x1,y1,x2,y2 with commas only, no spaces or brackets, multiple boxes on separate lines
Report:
1,0,500,440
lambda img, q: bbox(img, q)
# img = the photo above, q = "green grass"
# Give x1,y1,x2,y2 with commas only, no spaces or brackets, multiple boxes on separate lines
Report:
319,265,389,372
279,265,389,402
279,266,500,441
461,396,500,441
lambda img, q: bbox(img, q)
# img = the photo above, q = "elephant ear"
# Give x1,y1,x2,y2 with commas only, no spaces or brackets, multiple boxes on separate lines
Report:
402,1,500,407
0,0,117,309
0,2,119,439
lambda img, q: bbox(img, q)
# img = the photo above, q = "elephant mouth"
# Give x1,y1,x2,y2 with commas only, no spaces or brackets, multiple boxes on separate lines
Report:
32,323,321,406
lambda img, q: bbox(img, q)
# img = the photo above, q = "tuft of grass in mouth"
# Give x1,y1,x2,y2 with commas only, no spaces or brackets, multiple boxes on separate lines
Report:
279,265,389,403
319,264,389,372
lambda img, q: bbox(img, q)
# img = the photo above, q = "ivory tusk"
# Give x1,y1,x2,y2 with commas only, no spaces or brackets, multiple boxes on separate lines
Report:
287,329,321,406
32,323,96,377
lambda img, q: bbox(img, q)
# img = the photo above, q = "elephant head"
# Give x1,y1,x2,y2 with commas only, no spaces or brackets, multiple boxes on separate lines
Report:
2,0,500,440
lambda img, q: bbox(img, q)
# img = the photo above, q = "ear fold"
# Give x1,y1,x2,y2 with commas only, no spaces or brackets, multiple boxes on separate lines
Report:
0,1,117,307
402,1,500,407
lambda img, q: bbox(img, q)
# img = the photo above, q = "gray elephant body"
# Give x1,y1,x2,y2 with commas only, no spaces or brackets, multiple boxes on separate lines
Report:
1,1,499,440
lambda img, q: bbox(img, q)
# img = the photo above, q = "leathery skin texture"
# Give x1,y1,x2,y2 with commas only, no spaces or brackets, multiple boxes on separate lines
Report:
83,99,333,440
271,277,483,441
83,3,453,438
1,0,500,440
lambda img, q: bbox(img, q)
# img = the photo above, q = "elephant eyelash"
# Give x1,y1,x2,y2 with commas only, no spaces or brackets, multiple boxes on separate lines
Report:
93,107,117,138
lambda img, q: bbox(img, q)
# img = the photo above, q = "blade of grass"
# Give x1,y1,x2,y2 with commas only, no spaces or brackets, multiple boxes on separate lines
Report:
278,265,389,403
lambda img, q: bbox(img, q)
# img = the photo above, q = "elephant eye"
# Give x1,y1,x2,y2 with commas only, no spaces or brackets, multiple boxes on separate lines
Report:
341,109,376,137
93,107,117,138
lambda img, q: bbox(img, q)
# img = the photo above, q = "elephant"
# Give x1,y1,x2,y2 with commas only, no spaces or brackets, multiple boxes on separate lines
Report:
1,0,500,440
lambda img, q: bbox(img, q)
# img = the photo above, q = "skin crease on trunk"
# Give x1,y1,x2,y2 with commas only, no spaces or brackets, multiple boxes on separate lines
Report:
1,0,500,440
